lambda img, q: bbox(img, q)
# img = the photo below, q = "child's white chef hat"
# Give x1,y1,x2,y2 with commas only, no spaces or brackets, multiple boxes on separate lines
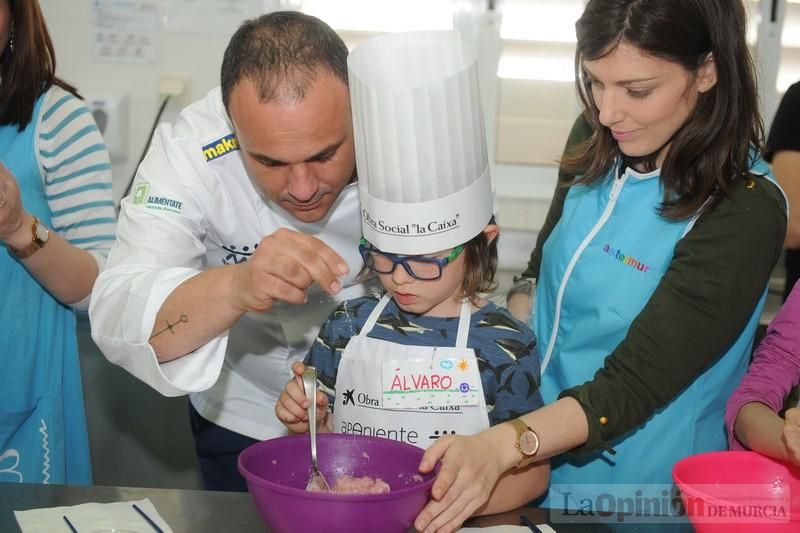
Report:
348,30,493,255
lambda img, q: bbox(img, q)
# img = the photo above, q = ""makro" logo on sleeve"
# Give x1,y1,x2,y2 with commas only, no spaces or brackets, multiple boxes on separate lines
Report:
202,133,239,162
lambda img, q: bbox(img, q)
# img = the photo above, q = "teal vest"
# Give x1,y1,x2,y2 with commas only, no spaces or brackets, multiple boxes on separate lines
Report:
533,161,770,508
0,92,92,484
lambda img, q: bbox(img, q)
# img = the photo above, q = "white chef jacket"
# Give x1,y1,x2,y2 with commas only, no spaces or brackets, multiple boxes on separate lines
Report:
89,88,367,440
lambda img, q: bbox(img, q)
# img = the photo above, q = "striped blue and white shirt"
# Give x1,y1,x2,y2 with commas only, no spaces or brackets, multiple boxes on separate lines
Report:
37,85,116,309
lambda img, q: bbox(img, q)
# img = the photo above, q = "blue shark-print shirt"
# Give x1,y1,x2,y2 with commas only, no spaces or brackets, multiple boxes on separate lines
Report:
305,293,543,425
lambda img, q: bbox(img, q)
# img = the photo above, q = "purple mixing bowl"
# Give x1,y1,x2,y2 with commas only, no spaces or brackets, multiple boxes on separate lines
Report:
238,433,436,533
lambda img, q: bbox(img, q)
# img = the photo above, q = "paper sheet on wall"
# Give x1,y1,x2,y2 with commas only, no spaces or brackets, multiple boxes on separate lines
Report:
91,0,160,63
163,0,284,34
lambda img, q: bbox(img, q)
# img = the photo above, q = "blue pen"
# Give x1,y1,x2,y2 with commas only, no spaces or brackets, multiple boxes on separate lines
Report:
62,514,78,533
132,503,164,533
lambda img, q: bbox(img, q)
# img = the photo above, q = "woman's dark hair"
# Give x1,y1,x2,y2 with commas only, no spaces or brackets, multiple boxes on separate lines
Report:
461,217,498,303
562,0,763,220
0,0,78,130
221,11,349,111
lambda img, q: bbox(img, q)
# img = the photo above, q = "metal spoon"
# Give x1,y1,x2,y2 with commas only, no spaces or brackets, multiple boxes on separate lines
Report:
303,366,331,492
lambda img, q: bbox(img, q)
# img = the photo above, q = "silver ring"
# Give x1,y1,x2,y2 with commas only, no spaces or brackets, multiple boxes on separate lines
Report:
0,192,6,208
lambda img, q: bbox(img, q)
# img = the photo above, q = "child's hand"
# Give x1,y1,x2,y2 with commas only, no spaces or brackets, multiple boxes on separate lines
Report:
782,407,800,465
275,361,329,434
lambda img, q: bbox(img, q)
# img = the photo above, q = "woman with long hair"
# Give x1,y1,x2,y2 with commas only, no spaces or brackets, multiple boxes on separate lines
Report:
0,0,115,484
415,1,787,530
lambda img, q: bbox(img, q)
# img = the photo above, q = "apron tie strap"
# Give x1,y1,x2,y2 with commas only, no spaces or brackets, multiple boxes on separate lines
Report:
455,300,471,348
359,294,393,336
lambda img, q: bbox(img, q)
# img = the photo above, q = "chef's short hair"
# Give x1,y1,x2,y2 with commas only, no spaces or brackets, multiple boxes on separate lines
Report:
221,11,348,111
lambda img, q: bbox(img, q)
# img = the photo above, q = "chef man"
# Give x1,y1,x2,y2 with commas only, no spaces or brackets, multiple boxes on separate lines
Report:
89,12,371,491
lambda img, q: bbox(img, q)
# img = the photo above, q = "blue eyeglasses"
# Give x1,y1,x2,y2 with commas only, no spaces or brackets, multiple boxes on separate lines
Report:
358,238,464,281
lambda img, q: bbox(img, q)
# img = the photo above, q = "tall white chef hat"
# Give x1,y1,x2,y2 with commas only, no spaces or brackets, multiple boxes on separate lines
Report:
348,30,493,255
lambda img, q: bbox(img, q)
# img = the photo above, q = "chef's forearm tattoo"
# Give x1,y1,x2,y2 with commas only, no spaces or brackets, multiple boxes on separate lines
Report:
150,314,189,339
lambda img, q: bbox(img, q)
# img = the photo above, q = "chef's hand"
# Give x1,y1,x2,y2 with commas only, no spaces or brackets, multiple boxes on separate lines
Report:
783,407,800,465
275,361,329,434
0,163,27,243
230,228,349,313
414,432,505,533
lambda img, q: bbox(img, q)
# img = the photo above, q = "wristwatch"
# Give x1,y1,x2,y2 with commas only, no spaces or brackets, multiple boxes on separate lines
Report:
8,216,50,259
508,418,540,468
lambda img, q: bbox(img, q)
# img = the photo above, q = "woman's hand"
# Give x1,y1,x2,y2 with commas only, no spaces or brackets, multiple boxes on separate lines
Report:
782,407,800,464
275,361,329,434
414,399,588,532
414,431,507,533
0,163,27,243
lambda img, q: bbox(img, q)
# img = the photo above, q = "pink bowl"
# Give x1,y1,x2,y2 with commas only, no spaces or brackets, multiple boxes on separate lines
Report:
673,451,800,532
238,433,435,533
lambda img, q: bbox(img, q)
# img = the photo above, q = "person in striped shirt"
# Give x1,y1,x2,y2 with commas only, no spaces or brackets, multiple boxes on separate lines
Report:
0,0,115,485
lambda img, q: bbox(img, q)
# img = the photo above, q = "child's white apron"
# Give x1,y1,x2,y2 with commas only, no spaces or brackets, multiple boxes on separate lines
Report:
333,295,490,449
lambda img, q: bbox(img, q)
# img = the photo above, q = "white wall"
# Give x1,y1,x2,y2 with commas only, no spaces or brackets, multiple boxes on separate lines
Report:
41,0,237,204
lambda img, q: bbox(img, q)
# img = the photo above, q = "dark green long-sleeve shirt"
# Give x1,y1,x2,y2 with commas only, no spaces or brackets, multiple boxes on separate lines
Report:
521,116,787,452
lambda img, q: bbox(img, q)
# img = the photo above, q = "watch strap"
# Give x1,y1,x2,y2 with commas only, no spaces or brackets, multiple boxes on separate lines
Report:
8,217,47,259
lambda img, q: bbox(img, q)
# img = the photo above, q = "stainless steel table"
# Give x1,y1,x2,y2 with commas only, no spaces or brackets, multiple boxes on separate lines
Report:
0,483,265,532
1,483,693,532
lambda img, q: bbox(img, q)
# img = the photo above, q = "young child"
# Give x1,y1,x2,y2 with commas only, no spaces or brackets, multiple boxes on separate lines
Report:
274,30,549,516
726,282,800,463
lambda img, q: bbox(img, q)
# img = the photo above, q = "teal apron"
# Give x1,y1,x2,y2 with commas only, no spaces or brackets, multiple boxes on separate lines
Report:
533,162,768,508
0,92,92,484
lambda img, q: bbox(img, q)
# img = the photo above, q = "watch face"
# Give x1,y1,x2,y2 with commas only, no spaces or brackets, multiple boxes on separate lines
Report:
35,222,49,242
520,431,538,455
